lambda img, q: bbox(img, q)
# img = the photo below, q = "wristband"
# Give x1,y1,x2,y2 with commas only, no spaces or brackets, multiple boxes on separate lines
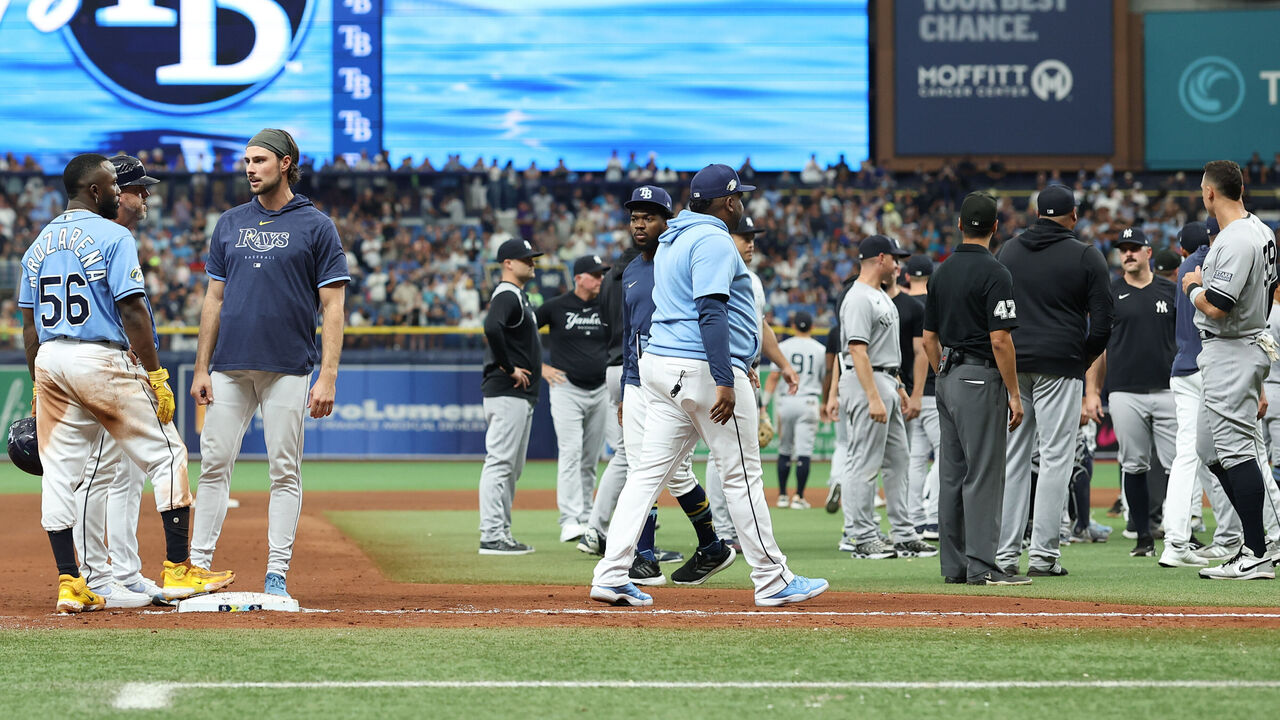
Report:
761,390,774,408
1189,286,1206,305
1185,281,1202,298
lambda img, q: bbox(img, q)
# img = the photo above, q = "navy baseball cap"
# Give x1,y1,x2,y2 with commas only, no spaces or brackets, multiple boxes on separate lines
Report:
1037,184,1076,217
1116,227,1149,248
1206,217,1220,236
859,234,911,260
904,255,933,277
960,192,998,229
110,154,159,187
690,163,755,200
791,311,813,332
573,254,610,275
496,238,543,262
1153,249,1181,273
733,216,766,237
1177,221,1210,254
624,185,674,217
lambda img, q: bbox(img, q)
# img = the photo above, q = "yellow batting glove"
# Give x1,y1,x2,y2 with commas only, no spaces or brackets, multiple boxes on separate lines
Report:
148,367,175,424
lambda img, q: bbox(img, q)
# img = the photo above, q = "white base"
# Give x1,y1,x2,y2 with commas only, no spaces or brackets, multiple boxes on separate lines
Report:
176,591,299,613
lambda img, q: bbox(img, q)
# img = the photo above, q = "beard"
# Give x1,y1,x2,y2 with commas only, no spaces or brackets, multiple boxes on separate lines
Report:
97,193,119,220
252,173,281,196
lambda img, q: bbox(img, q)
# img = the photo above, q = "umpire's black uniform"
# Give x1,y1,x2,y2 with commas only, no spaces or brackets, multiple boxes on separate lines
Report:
924,193,1026,585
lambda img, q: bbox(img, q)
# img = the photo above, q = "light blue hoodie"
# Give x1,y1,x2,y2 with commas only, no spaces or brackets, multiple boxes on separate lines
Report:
647,209,760,373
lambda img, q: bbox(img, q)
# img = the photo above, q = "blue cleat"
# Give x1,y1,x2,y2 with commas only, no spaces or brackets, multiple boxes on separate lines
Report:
589,583,653,607
755,576,829,607
264,572,290,598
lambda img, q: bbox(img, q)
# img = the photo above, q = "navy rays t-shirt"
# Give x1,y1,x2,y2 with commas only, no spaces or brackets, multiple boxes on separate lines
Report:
205,194,350,375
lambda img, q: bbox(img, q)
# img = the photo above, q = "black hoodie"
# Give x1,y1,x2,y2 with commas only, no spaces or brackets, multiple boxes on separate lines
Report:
599,246,643,366
998,217,1113,379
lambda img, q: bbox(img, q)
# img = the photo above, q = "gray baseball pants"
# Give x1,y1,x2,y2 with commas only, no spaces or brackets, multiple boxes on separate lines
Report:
998,372,1083,570
478,395,536,543
936,364,1008,580
550,381,609,529
1263,381,1280,467
840,370,916,544
907,397,940,527
1165,372,1242,549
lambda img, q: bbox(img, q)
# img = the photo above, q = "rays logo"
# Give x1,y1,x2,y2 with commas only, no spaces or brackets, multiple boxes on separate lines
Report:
1179,56,1246,123
48,0,315,114
236,227,290,251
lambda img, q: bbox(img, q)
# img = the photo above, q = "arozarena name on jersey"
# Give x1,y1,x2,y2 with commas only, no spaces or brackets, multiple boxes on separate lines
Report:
24,227,107,284
236,228,291,252
332,400,485,423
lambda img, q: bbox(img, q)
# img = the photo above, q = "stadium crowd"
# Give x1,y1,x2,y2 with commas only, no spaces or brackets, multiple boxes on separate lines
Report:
3,149,1279,348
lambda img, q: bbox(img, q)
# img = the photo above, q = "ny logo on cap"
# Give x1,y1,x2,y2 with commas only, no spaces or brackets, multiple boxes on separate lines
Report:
727,179,737,192
1123,228,1133,239
639,187,652,199
593,255,601,264
523,241,532,250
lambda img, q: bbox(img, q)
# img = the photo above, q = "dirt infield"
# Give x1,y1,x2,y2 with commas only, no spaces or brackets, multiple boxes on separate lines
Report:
2,491,1274,631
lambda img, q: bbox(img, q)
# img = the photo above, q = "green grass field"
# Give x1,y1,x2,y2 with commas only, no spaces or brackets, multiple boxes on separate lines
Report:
5,628,1280,718
7,458,1279,717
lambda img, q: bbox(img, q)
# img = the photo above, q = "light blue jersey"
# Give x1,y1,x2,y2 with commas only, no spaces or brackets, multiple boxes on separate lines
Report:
647,209,760,373
17,209,145,347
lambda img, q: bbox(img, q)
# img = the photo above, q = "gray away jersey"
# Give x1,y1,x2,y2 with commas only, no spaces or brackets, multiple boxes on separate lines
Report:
1195,214,1278,338
840,281,901,368
1268,303,1280,383
774,336,827,397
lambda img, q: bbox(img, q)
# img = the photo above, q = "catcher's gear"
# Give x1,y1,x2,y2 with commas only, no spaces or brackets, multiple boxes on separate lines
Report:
7,416,41,476
758,412,775,447
148,367,175,424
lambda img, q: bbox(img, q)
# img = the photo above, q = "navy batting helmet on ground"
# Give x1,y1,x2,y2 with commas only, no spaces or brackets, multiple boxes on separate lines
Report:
7,416,41,476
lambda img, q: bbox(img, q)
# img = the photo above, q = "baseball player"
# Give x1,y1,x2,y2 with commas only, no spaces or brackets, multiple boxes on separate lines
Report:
827,235,935,560
1161,219,1245,567
614,186,734,587
537,255,612,543
1083,227,1177,559
997,185,1113,577
904,255,940,538
1154,249,1182,282
21,154,234,612
1265,287,1280,488
477,238,544,555
70,154,166,607
1183,160,1280,579
762,311,826,508
887,261,929,534
189,129,350,599
590,164,826,607
703,216,798,541
822,275,857,514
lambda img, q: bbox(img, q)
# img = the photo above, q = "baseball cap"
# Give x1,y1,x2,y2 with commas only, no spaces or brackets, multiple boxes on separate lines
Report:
110,154,159,187
733,216,766,237
791,311,813,332
904,255,934,277
573,254,610,275
624,185,674,217
1037,184,1076,217
959,192,997,229
1115,227,1149,248
1206,217,1220,236
690,163,755,200
1177,221,1210,254
1153,249,1182,273
496,238,543,262
859,234,911,260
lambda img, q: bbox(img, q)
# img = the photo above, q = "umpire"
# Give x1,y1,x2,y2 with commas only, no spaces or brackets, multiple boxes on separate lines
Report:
479,239,544,555
923,192,1029,586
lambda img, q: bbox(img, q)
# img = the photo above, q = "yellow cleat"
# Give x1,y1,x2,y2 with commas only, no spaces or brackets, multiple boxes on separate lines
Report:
56,575,105,614
162,560,235,599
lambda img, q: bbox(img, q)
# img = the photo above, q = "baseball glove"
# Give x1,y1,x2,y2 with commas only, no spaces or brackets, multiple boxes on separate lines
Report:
758,412,775,447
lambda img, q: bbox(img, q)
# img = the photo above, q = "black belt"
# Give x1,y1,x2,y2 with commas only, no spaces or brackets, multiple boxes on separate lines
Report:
53,337,127,351
957,356,996,369
1199,330,1218,340
872,366,898,375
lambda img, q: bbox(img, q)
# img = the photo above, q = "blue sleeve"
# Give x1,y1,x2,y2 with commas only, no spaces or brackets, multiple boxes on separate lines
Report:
621,293,638,389
206,216,227,281
107,233,146,301
696,295,733,387
315,218,351,287
689,231,735,300
16,256,33,308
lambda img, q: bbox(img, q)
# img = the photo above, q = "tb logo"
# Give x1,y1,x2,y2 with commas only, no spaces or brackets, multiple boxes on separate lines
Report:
55,0,315,114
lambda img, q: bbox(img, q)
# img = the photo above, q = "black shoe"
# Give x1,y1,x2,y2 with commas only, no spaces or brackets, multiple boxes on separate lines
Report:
478,538,535,555
894,539,939,558
653,547,685,564
1027,562,1068,577
672,541,736,585
824,484,842,513
968,570,1032,586
629,554,666,586
943,575,966,584
1001,564,1019,576
1131,536,1155,558
1189,534,1206,551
